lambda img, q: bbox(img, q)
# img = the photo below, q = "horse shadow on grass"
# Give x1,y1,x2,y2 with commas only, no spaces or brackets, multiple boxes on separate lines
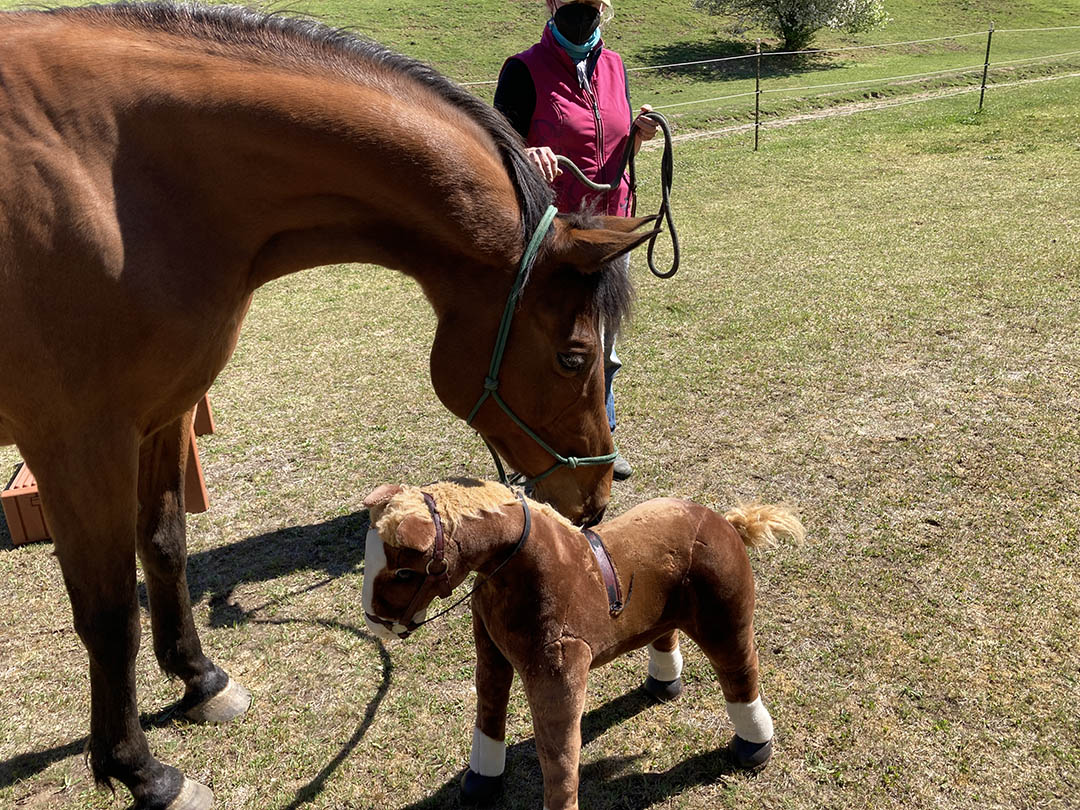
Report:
179,509,372,628
399,685,744,810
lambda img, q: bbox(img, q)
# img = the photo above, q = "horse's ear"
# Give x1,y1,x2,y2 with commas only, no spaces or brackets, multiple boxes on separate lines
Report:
591,214,659,233
394,514,435,553
553,218,662,272
363,484,402,508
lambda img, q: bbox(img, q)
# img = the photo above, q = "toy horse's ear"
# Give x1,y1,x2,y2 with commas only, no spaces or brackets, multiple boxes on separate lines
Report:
552,216,662,273
394,514,435,553
363,484,402,508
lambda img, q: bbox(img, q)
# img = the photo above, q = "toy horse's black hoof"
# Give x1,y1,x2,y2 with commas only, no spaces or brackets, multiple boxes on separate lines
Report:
460,768,503,805
730,735,773,771
644,675,684,702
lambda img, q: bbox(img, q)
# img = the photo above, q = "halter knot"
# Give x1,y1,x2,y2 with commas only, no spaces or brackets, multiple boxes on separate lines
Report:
483,376,499,392
564,457,580,469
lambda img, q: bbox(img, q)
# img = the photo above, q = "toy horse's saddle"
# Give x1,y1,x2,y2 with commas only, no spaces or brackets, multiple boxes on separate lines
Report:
582,528,629,616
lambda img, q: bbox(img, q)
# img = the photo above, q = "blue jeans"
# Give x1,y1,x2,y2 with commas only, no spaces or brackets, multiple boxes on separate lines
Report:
603,326,620,433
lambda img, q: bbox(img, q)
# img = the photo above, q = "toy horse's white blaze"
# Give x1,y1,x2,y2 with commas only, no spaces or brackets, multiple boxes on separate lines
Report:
647,642,683,682
726,696,774,744
469,727,506,777
362,527,400,640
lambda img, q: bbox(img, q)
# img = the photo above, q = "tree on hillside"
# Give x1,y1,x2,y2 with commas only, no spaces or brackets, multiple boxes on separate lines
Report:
693,0,890,51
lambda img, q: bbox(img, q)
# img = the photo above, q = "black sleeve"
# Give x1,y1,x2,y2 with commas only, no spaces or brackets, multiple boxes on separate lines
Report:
493,58,536,140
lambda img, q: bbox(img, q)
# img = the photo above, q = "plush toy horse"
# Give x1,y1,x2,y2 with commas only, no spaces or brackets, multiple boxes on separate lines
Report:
362,478,804,810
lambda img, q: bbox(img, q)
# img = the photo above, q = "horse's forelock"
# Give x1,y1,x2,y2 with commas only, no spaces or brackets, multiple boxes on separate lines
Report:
594,251,635,334
376,479,523,546
541,212,637,335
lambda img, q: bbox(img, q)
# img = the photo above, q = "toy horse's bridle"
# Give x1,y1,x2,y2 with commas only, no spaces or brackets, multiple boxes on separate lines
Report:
365,490,532,638
466,205,619,489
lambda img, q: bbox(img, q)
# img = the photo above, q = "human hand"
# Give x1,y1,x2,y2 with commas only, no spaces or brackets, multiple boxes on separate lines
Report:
633,104,658,141
526,146,562,183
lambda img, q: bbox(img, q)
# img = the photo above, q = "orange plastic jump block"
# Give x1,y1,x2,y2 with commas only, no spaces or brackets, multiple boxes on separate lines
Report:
2,412,211,546
1,463,47,546
194,393,215,436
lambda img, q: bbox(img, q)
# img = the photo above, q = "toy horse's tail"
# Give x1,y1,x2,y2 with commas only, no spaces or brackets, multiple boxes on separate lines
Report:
723,503,805,549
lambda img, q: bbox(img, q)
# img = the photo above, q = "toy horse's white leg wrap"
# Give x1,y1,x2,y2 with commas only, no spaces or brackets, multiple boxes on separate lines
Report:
726,696,774,744
469,727,506,777
647,642,683,682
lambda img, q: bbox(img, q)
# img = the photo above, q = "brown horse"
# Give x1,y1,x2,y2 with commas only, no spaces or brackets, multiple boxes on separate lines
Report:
363,479,805,810
0,4,659,808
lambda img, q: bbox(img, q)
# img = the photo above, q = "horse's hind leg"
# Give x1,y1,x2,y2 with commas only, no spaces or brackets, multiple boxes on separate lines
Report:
28,427,211,810
645,629,684,701
137,414,250,723
460,611,514,804
691,611,775,770
684,538,775,770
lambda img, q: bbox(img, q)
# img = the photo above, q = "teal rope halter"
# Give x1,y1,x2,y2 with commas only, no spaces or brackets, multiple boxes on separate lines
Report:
466,204,618,488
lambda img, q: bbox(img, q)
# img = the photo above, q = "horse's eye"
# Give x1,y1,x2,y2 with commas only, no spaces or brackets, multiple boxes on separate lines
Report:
395,569,418,581
557,352,587,372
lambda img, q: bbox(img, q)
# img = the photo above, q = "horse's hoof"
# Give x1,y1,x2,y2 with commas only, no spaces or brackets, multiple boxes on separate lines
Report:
158,777,213,810
730,735,772,771
460,768,503,805
183,677,252,724
644,675,684,702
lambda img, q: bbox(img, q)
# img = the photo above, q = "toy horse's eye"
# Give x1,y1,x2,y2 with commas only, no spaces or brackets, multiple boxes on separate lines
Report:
557,352,587,372
394,568,419,581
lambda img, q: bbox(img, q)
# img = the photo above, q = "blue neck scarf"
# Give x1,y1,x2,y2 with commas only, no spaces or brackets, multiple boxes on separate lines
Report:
548,19,601,62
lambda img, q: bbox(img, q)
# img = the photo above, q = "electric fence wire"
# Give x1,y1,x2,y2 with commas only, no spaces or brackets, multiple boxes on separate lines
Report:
458,23,1080,87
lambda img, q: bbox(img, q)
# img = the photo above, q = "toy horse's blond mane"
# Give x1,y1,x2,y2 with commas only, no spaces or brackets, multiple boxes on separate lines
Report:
374,478,576,547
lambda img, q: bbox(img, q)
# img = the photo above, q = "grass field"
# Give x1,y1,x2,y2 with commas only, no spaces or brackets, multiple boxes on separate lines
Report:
2,1,1079,809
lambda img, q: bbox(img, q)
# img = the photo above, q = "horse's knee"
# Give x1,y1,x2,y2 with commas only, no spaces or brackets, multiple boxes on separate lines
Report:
137,504,187,579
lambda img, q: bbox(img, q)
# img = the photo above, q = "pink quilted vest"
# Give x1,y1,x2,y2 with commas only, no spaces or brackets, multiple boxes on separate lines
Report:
513,26,633,216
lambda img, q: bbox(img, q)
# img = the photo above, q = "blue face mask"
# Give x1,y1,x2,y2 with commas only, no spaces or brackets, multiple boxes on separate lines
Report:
549,4,602,60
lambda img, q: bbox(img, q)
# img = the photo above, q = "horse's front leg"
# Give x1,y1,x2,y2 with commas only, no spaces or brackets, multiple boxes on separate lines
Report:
645,629,684,701
29,426,210,809
460,611,514,804
137,413,251,723
521,637,592,810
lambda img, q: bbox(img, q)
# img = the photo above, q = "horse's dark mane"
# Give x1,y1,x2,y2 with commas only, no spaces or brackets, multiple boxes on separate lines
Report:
43,1,553,250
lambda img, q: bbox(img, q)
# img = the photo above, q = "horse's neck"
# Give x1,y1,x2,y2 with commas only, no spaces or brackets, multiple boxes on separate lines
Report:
30,21,523,300
455,505,537,576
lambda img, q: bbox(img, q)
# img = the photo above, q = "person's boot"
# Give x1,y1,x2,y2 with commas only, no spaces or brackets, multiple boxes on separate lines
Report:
612,453,633,481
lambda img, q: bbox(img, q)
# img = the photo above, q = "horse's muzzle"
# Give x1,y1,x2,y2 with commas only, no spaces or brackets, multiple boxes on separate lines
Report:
365,610,425,640
581,505,607,529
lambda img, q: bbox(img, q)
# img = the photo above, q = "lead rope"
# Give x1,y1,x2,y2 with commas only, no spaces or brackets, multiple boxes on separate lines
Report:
556,110,679,278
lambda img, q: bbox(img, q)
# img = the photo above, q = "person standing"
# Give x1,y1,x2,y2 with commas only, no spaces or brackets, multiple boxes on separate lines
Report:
495,0,656,481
